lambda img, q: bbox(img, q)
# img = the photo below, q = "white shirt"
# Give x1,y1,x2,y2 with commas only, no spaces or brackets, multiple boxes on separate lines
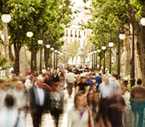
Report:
99,81,117,98
34,87,45,106
68,108,89,127
66,72,76,83
0,107,25,127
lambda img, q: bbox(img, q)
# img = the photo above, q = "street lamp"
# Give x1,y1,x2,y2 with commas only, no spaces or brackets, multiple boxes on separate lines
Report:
140,17,145,26
1,14,11,23
50,47,54,51
26,31,33,38
119,33,126,40
108,42,114,74
102,46,106,74
118,32,125,77
1,14,11,59
38,40,43,73
46,44,50,49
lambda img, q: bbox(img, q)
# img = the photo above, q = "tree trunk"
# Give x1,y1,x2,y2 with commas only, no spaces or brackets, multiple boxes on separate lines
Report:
137,5,145,85
31,48,37,72
9,44,14,62
13,43,21,75
44,47,49,69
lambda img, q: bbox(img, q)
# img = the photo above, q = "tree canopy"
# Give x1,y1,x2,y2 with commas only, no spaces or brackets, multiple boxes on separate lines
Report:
86,0,143,48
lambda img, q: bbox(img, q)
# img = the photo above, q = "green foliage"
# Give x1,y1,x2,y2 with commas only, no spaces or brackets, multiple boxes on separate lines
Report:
86,0,142,48
0,0,71,50
0,56,7,68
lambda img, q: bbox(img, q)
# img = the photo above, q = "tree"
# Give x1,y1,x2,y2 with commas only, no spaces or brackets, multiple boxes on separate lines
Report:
136,0,145,85
0,0,71,74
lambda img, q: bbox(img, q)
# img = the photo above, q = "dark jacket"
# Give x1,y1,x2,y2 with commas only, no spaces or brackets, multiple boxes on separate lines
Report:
29,86,51,113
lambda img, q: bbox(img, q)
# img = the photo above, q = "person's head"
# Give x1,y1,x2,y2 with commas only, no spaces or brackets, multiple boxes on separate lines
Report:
121,80,128,94
37,74,45,82
74,91,87,109
80,76,86,83
4,94,16,108
137,78,142,86
102,75,109,85
112,73,119,80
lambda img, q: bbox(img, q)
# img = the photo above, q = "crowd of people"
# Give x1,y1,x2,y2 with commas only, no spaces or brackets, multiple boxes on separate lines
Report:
0,65,145,127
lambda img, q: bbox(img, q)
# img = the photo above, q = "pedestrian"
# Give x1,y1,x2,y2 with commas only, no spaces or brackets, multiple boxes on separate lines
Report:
108,95,126,127
99,75,114,98
65,68,76,96
29,76,50,127
49,75,64,127
68,91,94,127
96,98,111,127
130,83,145,127
0,94,25,127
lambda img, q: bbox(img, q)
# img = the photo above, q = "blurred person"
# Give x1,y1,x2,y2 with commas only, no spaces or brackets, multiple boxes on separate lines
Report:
49,75,64,127
99,75,118,98
65,68,76,96
95,73,102,90
77,76,89,92
108,95,126,127
87,88,99,124
15,81,28,112
121,80,133,127
130,85,145,127
24,74,33,91
109,74,121,95
0,94,25,127
29,75,51,127
121,80,130,107
68,91,94,127
96,98,111,127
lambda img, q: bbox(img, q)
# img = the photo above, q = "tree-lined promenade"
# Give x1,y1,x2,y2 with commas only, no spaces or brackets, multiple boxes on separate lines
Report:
0,0,71,75
86,0,145,86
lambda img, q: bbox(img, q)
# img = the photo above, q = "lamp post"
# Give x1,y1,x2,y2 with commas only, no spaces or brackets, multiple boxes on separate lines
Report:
1,14,11,59
102,46,106,74
26,31,34,70
38,40,43,73
97,49,101,70
90,52,94,69
94,51,97,69
45,44,50,68
118,33,126,77
54,51,57,69
50,47,54,68
108,42,114,74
